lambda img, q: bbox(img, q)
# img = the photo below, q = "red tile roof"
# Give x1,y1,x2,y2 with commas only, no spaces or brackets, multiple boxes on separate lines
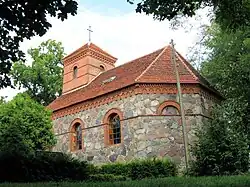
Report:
48,44,217,111
63,43,117,62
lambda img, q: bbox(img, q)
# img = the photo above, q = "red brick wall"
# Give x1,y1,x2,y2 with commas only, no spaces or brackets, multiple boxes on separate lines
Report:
62,56,115,93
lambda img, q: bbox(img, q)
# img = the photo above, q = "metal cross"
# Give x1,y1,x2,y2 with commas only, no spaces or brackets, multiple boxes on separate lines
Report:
87,26,93,43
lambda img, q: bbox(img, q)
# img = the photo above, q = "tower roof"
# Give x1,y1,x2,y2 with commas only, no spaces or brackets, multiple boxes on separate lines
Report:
63,42,117,66
48,45,220,112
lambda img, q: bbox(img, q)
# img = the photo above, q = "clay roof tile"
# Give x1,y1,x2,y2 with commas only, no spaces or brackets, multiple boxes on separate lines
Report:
48,45,219,111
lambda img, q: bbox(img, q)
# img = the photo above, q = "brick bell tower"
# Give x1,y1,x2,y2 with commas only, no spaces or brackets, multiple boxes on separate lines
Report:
62,43,117,94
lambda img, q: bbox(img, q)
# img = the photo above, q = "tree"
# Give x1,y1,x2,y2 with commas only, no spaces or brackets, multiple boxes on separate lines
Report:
11,40,64,106
0,0,77,89
0,93,56,153
127,0,250,31
200,25,250,100
201,24,250,140
190,101,249,176
0,96,6,105
189,23,250,175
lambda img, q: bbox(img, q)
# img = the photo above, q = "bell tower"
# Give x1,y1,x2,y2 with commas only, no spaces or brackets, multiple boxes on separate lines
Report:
62,43,117,94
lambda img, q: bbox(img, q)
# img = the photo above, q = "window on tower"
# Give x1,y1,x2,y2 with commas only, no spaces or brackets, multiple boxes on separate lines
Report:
73,66,78,79
100,65,105,72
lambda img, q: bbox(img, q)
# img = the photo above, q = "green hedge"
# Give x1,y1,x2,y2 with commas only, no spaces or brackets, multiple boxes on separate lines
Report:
0,152,176,182
0,151,90,182
97,158,177,180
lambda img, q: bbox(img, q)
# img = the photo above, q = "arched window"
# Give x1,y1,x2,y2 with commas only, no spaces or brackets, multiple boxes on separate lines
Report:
73,66,78,79
157,100,181,115
70,119,83,151
161,106,179,115
100,65,105,72
108,113,121,145
103,108,123,146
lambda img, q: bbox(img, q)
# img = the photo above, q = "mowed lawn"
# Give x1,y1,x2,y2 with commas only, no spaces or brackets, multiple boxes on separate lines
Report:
1,176,250,187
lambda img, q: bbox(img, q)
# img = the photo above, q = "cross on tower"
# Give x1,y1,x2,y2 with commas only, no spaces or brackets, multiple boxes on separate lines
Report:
87,26,93,44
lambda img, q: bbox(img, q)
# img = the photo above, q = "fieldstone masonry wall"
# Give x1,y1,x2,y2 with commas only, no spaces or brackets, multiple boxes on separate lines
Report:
53,93,213,165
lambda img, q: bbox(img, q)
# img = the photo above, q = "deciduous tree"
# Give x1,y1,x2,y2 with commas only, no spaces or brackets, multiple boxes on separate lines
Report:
0,93,56,153
127,0,250,31
189,23,250,175
11,40,64,106
0,0,77,88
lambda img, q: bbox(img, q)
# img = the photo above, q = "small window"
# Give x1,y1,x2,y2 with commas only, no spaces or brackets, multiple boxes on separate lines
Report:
71,122,82,151
161,106,179,115
157,101,181,115
100,65,105,72
108,113,121,145
73,66,78,79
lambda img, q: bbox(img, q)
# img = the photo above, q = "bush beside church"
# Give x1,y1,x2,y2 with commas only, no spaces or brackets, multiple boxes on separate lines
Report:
0,151,177,183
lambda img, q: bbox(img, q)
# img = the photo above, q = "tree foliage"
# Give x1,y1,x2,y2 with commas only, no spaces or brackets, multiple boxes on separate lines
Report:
201,24,250,140
0,93,56,153
0,0,78,89
0,96,6,105
190,101,249,176
190,23,250,175
201,25,250,100
127,0,250,31
11,40,64,106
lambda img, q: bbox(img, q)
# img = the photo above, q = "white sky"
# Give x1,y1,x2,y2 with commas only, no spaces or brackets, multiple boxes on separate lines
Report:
0,4,210,100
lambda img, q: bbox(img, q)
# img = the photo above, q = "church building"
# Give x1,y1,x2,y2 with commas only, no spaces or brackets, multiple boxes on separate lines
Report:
48,42,221,164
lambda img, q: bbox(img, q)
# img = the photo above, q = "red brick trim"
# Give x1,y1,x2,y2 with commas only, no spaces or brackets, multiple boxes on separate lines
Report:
51,84,206,119
157,100,181,115
63,48,116,66
102,108,124,147
69,118,84,152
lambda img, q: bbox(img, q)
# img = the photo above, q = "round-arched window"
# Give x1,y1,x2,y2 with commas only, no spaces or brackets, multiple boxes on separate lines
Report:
100,65,105,72
161,106,179,115
70,122,82,151
157,101,181,115
73,66,78,79
108,113,121,145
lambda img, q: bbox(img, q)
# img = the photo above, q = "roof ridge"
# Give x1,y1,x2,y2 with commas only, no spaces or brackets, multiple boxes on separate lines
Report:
175,51,198,81
175,51,218,92
89,43,117,60
88,46,165,78
135,46,168,82
63,42,117,61
63,43,88,60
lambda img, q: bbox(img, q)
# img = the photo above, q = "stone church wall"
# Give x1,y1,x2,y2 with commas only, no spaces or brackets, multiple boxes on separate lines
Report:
52,93,211,164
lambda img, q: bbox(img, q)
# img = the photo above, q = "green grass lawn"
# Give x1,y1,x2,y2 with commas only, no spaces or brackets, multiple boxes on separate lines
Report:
1,176,250,187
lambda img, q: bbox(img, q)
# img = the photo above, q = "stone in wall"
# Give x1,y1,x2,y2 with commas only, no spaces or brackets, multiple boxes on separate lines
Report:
53,93,210,166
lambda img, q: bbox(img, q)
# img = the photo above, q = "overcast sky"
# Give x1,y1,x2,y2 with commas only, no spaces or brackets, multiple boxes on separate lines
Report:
0,1,210,100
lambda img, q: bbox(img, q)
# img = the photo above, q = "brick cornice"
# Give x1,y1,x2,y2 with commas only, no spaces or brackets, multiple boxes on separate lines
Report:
52,83,204,120
63,48,117,67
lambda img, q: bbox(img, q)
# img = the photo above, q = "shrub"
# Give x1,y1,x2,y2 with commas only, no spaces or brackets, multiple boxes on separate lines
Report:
97,158,177,180
189,103,249,176
128,158,177,180
98,162,130,176
0,151,90,182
